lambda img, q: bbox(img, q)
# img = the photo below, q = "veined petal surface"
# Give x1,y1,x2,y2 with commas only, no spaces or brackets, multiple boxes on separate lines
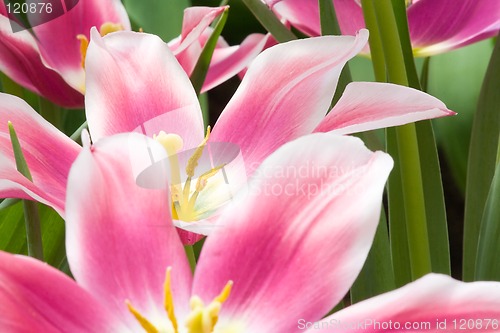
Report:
193,133,393,333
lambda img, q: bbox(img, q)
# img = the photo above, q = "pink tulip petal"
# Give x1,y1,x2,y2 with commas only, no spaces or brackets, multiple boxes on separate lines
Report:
314,82,455,135
309,274,500,332
29,0,130,91
271,0,321,36
65,133,192,329
333,0,367,36
211,30,369,175
173,6,227,56
0,15,83,107
0,251,126,332
202,33,271,93
0,93,81,214
409,0,500,56
85,29,204,149
193,133,393,333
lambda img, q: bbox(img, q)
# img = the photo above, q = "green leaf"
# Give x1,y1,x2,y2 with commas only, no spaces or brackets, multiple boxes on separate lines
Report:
475,153,500,281
0,202,66,270
9,122,44,260
415,121,450,275
318,0,340,36
428,40,494,193
351,208,395,302
368,0,432,280
241,0,296,43
386,128,412,287
190,8,229,96
122,0,190,41
391,0,450,276
463,35,500,281
0,72,24,98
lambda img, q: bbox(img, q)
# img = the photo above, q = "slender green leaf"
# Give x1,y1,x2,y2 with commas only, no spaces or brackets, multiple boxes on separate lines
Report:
318,0,340,36
38,96,62,129
429,41,493,194
351,208,395,302
241,0,296,43
386,128,412,286
0,202,66,269
370,0,432,280
475,149,500,280
463,34,500,281
318,0,352,107
0,198,20,210
392,0,450,275
0,72,24,98
415,121,450,275
190,8,229,96
9,122,44,260
123,0,190,41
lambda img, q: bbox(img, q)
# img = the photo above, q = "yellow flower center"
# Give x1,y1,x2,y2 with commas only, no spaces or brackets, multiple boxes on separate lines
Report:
153,128,226,222
127,268,233,333
77,22,124,69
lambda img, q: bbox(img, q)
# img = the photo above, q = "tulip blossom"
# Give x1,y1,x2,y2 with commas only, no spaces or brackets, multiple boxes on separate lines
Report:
266,0,500,56
0,3,268,107
1,132,500,332
0,28,454,243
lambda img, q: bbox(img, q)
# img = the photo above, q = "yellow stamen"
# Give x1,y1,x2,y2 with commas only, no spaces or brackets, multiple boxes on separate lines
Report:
214,281,233,303
126,301,160,333
77,34,89,69
164,267,179,333
195,164,227,192
185,281,234,333
154,131,184,156
127,268,234,333
99,22,124,36
186,127,211,178
77,22,124,69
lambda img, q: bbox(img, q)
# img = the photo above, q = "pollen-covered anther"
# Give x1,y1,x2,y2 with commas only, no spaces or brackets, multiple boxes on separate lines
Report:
77,22,124,69
185,281,234,333
154,131,184,156
126,268,233,333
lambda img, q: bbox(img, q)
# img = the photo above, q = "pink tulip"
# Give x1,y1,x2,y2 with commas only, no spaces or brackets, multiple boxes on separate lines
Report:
1,132,500,332
0,28,454,244
0,3,267,107
266,0,500,56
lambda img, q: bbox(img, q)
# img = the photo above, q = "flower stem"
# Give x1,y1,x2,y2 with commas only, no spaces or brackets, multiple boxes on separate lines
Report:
184,245,196,273
364,0,432,280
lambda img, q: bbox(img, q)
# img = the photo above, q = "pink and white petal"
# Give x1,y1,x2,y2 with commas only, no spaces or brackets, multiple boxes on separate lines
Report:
408,0,500,56
202,33,271,93
314,82,455,135
29,0,130,91
172,6,227,55
193,133,393,333
270,0,321,36
0,93,81,214
333,0,366,36
0,251,127,333
65,133,192,330
0,15,83,107
310,274,500,332
85,30,204,149
211,31,369,176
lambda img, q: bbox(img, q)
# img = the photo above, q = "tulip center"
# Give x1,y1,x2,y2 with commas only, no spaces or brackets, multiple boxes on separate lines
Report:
77,22,124,69
127,267,233,333
154,128,226,222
